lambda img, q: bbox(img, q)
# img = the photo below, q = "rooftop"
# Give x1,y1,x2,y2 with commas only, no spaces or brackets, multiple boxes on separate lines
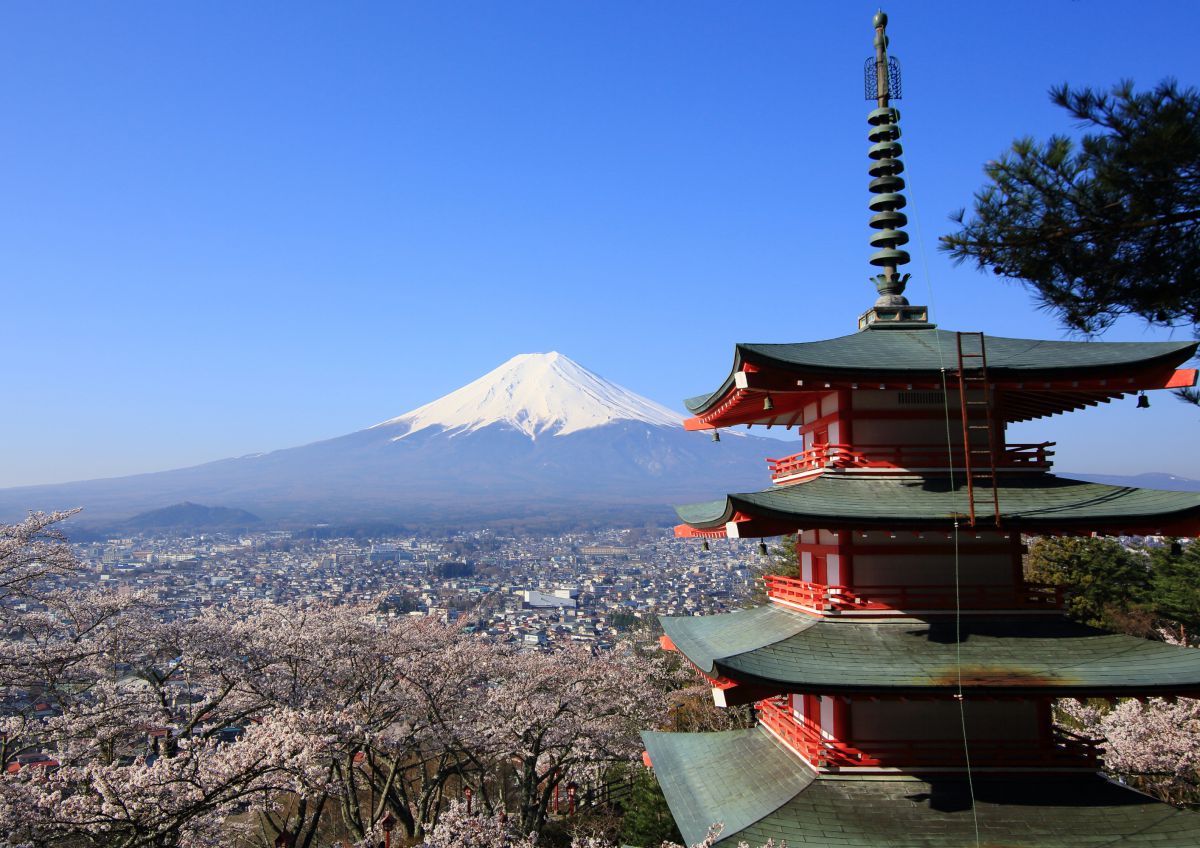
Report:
675,473,1200,536
686,330,1197,412
644,727,1200,847
661,604,1200,696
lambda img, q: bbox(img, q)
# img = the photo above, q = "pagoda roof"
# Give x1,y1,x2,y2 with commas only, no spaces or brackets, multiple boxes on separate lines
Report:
660,604,1200,696
682,328,1197,427
644,727,1200,847
686,329,1196,412
675,473,1200,537
641,728,816,846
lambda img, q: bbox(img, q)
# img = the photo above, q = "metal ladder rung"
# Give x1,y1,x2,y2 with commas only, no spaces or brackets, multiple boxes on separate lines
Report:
955,331,1001,528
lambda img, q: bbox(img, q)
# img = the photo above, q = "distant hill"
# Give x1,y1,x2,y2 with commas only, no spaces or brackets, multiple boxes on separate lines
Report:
0,353,775,530
1060,472,1200,493
122,502,262,532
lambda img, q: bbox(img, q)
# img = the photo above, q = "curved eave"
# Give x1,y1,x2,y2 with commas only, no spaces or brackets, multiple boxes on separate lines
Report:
742,332,1196,382
673,474,1200,537
682,331,1198,428
733,774,1200,848
660,606,1200,697
645,728,1200,847
683,345,753,416
641,727,816,848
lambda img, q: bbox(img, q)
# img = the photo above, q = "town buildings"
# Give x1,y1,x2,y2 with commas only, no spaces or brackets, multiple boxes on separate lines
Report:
54,527,755,648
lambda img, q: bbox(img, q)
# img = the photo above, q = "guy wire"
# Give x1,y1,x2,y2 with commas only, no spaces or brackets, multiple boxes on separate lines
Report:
905,146,982,847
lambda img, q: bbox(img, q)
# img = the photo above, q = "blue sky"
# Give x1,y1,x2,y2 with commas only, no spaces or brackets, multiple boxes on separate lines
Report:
2,1,1197,487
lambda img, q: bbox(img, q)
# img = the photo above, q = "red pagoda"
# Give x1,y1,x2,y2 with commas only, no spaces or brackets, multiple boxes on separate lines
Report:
643,12,1200,847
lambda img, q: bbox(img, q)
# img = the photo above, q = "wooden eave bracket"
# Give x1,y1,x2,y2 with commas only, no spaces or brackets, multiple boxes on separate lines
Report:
685,389,810,430
703,668,780,708
683,512,1200,540
683,367,1198,430
713,681,780,708
996,367,1198,392
664,639,784,707
673,523,728,539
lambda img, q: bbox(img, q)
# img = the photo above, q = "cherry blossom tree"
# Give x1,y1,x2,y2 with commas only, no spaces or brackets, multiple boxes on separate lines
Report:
419,798,538,848
0,515,332,848
0,514,706,846
2,711,333,848
468,644,665,835
216,603,499,844
0,510,82,607
1060,696,1200,805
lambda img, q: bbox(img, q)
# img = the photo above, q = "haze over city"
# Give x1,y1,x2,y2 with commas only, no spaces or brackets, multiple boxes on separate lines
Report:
3,0,1198,490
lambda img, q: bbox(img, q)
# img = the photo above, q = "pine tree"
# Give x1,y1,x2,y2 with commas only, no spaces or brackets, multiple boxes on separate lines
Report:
942,81,1200,341
1149,540,1200,644
1025,536,1151,630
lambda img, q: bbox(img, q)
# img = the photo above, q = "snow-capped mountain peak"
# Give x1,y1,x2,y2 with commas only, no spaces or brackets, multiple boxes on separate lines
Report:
373,352,684,440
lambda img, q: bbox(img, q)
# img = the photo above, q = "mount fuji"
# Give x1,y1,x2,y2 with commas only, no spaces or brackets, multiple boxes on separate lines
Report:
375,352,684,440
0,353,776,530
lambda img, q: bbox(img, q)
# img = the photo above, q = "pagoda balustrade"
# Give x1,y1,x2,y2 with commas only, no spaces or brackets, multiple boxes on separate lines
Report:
757,697,1099,771
767,441,1054,483
764,575,1064,613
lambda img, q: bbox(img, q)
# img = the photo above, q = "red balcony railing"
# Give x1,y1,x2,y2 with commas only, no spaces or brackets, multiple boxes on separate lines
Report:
757,697,1099,770
766,442,1054,483
763,575,1064,613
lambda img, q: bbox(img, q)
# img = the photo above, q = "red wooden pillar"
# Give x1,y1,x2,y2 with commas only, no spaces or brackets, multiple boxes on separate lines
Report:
835,530,853,588
833,696,852,740
1011,532,1026,590
839,389,853,447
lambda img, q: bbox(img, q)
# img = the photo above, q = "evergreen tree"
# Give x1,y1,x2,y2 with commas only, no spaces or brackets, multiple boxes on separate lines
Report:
942,81,1200,342
1149,539,1200,644
1025,536,1151,630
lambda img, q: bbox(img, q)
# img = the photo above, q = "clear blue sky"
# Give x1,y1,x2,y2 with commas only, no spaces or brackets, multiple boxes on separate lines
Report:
2,1,1197,487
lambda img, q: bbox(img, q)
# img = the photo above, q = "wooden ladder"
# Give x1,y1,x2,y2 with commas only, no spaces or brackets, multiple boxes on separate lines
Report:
955,332,1001,527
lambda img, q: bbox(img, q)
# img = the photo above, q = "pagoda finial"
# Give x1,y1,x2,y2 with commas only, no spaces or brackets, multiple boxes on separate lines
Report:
859,11,929,331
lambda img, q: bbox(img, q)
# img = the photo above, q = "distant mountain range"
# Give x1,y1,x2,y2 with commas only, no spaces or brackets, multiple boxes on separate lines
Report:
5,352,1196,534
1059,472,1200,493
0,353,775,531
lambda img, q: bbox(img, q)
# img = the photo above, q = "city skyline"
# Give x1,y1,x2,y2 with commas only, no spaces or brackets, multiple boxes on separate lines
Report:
4,1,1198,488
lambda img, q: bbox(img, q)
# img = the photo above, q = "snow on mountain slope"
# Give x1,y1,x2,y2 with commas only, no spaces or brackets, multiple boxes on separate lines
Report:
373,352,684,439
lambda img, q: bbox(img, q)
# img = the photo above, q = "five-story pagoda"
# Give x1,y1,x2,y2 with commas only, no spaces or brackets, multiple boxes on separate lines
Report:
643,12,1200,847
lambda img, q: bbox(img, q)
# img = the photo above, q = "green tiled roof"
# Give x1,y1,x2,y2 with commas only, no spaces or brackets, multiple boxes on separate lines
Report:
685,329,1197,413
660,606,1200,695
647,727,1200,847
641,729,816,847
675,474,1200,532
664,604,816,674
